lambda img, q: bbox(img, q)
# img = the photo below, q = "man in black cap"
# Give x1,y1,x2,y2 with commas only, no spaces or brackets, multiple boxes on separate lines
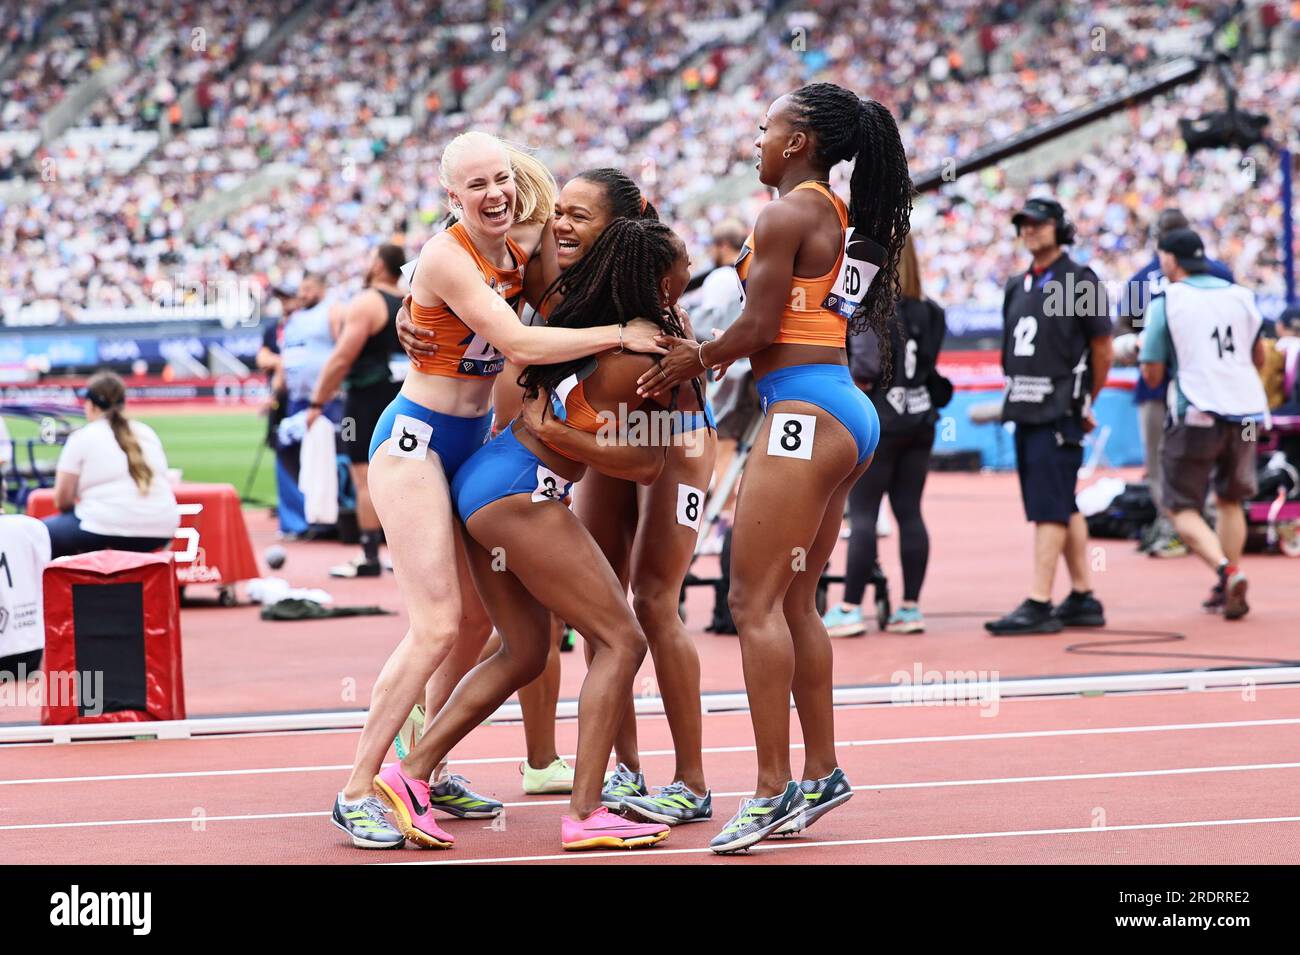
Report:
986,197,1113,636
1118,208,1234,557
1138,228,1268,620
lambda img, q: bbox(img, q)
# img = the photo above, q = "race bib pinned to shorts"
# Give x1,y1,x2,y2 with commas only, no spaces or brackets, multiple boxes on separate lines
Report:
767,413,816,460
387,414,432,460
676,483,704,530
532,466,570,503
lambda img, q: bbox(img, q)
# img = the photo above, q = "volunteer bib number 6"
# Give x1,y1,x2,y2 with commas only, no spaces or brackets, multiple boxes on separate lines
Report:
767,412,816,460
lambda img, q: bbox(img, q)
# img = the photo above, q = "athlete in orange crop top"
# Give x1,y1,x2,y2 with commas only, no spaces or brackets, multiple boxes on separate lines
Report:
733,180,853,349
407,222,527,379
634,83,914,853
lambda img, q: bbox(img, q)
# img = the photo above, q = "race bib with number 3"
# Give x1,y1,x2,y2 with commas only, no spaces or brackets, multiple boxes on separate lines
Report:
532,466,570,503
767,412,816,460
387,414,432,459
676,483,704,530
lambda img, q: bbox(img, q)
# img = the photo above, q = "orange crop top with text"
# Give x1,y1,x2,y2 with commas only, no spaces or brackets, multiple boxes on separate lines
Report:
733,181,884,349
408,222,527,379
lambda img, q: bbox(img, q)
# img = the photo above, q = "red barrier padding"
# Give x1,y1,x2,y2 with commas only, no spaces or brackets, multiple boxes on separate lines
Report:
41,550,185,725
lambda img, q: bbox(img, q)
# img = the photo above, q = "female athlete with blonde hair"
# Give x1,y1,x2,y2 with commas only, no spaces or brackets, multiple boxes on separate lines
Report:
330,131,665,850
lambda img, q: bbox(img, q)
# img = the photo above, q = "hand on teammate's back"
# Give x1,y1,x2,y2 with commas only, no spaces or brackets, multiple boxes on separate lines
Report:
637,336,705,398
621,319,671,356
396,295,439,362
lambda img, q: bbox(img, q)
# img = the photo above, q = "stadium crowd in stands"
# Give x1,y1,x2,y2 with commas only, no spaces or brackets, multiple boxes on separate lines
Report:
0,0,1296,326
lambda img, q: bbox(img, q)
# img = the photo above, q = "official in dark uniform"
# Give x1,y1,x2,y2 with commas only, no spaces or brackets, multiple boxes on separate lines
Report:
985,198,1113,635
307,244,408,577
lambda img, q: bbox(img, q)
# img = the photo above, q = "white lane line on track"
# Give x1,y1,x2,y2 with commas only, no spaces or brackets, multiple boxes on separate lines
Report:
5,761,1300,832
376,815,1300,865
5,716,1300,786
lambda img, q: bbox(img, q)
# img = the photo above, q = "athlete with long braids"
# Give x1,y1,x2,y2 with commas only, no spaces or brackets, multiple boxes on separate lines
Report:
547,170,718,823
330,131,665,850
638,82,914,852
376,218,708,850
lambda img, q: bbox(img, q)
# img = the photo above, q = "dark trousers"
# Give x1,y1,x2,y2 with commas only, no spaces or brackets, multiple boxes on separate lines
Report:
42,511,171,560
844,424,934,603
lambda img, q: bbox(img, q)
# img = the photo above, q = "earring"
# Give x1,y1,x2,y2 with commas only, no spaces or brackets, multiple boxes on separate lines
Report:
782,149,792,158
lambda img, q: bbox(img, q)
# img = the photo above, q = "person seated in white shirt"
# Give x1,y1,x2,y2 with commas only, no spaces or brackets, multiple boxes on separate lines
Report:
43,371,180,559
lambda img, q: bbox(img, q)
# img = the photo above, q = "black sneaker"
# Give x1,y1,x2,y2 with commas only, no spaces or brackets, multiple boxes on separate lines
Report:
329,556,383,578
1052,590,1105,627
1202,581,1225,613
985,599,1063,636
1221,564,1249,621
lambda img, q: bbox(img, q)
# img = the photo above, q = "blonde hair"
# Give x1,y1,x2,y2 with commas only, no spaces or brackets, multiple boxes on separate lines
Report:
439,131,556,226
84,370,153,494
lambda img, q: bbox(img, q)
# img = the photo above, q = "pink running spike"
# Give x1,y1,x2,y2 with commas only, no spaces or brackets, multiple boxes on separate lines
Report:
561,807,669,851
374,763,455,849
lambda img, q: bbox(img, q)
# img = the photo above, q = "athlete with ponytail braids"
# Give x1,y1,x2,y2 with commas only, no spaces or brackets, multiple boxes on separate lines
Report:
638,82,914,852
383,218,702,850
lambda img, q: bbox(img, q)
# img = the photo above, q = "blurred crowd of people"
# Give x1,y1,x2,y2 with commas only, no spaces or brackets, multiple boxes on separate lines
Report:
1,0,1297,324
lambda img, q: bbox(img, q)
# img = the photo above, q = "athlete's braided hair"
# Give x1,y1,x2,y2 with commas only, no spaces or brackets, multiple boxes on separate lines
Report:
788,83,914,362
520,219,705,416
574,168,659,221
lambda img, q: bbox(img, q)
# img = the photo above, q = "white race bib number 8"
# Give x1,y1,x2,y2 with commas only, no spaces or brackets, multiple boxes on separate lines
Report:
676,483,704,530
387,414,432,460
767,412,816,460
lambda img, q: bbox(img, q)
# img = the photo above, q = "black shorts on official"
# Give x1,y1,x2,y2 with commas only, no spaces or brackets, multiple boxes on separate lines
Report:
1014,418,1083,525
343,380,402,465
1160,419,1258,513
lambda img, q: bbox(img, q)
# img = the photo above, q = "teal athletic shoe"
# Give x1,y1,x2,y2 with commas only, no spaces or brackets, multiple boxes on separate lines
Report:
621,781,712,825
885,606,925,634
822,604,866,637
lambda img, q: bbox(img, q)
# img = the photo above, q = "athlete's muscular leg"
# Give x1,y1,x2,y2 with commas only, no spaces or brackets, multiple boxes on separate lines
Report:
784,453,870,782
728,401,858,798
402,533,551,783
574,470,639,771
473,618,565,770
472,496,649,819
342,445,464,802
516,616,564,769
419,531,494,778
627,433,716,792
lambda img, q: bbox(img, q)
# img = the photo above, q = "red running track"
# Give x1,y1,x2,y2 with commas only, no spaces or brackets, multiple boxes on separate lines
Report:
3,686,1300,865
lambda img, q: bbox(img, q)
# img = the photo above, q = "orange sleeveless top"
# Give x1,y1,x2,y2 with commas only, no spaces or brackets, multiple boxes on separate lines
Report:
541,357,606,460
734,181,881,349
408,223,527,379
